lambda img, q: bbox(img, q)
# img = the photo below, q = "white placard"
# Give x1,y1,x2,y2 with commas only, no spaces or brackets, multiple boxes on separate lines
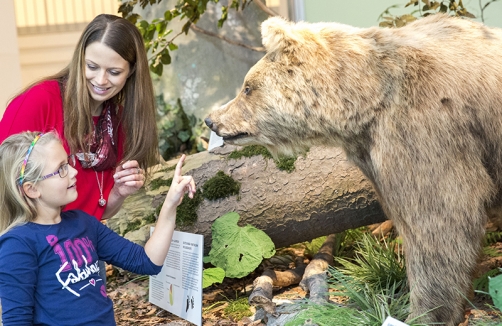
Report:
149,229,204,326
208,131,224,151
382,316,409,326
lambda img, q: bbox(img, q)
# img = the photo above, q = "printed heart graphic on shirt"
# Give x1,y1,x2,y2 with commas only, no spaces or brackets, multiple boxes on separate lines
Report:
90,279,96,286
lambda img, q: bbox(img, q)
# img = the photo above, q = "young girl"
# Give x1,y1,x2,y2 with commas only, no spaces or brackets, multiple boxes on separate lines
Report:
0,132,196,326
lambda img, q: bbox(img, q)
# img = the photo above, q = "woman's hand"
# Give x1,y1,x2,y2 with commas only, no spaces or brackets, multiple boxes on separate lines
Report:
112,160,145,198
101,160,145,220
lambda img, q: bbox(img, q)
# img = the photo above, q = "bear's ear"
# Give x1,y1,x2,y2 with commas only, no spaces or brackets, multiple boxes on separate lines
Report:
261,16,299,53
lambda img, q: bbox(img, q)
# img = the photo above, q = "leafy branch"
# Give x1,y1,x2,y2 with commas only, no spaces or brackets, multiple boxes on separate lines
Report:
119,0,273,76
379,0,476,28
479,0,500,23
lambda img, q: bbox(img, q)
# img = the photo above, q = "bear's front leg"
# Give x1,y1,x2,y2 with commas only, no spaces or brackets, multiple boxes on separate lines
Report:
397,212,486,326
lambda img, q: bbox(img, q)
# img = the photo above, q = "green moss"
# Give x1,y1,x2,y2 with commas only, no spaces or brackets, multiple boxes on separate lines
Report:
122,208,162,235
274,156,296,173
150,177,173,191
223,297,253,321
228,145,298,173
154,204,162,216
176,190,203,227
155,164,177,174
144,211,157,224
227,145,272,160
122,219,142,235
173,171,241,226
202,171,241,201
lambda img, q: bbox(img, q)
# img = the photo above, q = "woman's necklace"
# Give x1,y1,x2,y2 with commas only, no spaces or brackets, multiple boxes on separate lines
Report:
94,170,106,207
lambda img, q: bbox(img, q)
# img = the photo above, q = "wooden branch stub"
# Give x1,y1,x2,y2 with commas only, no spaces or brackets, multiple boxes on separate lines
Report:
299,234,338,303
249,258,306,315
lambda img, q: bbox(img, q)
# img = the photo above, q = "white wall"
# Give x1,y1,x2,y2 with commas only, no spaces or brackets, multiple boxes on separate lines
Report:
0,0,22,117
301,0,502,28
18,31,83,87
12,0,119,101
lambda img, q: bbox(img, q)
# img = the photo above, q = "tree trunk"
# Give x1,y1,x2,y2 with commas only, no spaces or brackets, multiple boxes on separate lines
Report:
107,145,387,251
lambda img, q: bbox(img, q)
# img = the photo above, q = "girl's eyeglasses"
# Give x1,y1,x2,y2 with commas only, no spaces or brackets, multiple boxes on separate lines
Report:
39,155,76,181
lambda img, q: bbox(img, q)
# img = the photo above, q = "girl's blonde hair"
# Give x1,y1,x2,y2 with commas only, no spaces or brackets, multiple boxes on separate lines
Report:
0,132,59,236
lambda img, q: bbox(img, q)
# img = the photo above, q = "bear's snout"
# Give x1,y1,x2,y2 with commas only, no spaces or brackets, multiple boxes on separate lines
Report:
204,117,213,129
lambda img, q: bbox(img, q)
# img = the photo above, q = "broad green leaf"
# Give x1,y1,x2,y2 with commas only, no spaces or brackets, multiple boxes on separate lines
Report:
169,43,178,51
218,6,228,28
489,273,502,310
379,21,394,28
182,21,192,35
401,14,417,22
405,0,417,7
163,29,174,37
208,212,275,278
146,28,156,40
462,11,476,18
170,9,180,18
203,267,225,288
178,130,190,142
138,20,149,32
160,51,171,65
150,61,163,76
197,0,208,14
127,13,140,25
164,10,172,21
395,18,405,27
156,21,167,35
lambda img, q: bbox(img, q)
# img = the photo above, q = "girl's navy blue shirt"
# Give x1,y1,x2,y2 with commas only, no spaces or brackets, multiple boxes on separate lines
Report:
0,210,162,326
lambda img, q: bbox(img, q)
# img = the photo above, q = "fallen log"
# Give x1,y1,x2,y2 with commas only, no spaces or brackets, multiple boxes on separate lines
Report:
107,145,387,251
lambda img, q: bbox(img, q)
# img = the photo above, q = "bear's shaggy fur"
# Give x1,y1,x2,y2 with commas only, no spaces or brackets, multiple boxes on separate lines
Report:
205,14,502,325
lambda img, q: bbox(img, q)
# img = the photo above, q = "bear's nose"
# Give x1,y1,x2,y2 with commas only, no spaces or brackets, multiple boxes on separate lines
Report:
204,117,213,128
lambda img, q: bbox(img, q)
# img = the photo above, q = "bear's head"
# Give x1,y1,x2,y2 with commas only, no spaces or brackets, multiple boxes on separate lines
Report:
205,16,378,156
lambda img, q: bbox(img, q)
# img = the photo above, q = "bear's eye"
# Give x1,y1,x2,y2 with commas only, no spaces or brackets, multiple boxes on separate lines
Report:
243,86,251,95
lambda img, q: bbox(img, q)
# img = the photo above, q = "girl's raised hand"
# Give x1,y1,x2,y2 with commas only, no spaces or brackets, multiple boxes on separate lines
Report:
165,154,196,206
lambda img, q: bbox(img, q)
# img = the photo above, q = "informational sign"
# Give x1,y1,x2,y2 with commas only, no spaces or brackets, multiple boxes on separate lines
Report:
381,316,409,326
149,229,204,326
207,131,223,151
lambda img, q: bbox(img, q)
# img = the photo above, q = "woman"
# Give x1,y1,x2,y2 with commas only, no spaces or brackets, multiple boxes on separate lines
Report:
0,14,158,221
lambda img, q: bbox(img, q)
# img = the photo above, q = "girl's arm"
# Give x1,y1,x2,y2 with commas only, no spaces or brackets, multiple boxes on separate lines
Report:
144,154,196,265
96,155,195,271
0,236,37,325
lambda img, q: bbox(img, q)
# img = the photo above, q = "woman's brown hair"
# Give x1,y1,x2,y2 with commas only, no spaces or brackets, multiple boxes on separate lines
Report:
16,14,159,176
